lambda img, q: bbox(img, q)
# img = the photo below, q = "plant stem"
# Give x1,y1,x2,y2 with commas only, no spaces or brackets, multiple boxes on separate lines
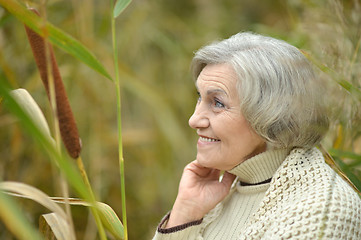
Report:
111,1,128,239
76,157,107,240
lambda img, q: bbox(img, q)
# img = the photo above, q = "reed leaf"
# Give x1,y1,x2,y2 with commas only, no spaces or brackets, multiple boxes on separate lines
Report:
113,0,132,18
0,181,75,240
0,181,68,222
39,213,72,240
333,157,361,195
320,145,361,195
329,148,361,168
0,182,124,239
1,83,111,238
9,88,53,145
0,191,43,240
96,202,124,240
0,0,112,81
50,197,124,239
0,80,91,203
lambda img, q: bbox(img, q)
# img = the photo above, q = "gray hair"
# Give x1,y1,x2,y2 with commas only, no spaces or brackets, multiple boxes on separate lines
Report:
191,32,329,149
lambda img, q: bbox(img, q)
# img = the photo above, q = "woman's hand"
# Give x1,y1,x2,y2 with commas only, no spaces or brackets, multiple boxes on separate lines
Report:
166,160,236,228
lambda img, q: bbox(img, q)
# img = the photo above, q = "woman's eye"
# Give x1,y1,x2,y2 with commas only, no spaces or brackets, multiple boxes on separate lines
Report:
215,99,225,108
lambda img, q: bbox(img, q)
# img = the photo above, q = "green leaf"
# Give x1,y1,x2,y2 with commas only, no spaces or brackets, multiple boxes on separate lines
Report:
97,202,124,240
113,0,132,18
0,80,111,238
329,148,361,168
0,79,91,204
333,156,361,192
329,148,361,161
0,181,76,240
0,191,43,240
0,182,68,221
50,197,124,239
0,0,113,81
10,89,53,144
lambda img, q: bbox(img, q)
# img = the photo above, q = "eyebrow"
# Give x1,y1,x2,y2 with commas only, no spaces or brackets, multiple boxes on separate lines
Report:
195,82,229,96
206,89,228,96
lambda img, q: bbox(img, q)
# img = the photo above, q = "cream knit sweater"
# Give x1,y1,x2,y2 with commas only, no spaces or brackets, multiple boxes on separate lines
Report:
153,147,361,239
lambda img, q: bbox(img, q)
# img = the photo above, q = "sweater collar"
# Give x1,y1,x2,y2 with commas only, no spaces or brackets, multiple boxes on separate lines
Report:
228,148,290,184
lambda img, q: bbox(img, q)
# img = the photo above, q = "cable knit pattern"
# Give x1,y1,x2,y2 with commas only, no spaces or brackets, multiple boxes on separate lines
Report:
238,148,361,239
153,147,361,239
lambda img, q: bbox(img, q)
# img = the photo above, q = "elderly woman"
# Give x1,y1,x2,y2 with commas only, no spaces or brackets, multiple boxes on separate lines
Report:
153,32,361,239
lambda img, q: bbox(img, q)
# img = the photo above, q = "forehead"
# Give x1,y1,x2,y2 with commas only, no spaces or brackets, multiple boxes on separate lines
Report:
196,64,238,95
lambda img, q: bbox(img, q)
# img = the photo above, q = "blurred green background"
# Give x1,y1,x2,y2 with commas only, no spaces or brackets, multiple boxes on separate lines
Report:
0,0,360,239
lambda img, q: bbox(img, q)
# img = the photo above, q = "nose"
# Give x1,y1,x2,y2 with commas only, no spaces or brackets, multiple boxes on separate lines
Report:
188,103,209,129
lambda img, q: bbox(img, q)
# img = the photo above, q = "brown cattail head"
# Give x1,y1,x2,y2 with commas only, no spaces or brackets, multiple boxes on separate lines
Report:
24,8,81,159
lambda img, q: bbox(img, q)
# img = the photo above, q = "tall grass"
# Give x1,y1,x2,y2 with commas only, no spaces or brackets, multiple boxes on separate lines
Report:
0,0,360,239
0,0,126,239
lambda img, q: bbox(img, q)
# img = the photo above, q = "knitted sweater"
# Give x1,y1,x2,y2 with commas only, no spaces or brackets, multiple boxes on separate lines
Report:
153,147,361,239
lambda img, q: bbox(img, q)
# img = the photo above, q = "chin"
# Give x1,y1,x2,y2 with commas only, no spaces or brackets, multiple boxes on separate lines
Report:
196,158,222,170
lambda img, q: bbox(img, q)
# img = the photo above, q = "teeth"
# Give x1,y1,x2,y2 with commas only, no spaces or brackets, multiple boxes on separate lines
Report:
200,137,219,142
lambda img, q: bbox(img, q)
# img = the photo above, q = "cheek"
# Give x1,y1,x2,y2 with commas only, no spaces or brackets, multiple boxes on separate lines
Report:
224,116,252,138
213,112,262,146
227,119,263,148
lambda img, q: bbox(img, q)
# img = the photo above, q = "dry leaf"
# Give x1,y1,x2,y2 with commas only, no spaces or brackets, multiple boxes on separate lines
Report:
40,213,73,240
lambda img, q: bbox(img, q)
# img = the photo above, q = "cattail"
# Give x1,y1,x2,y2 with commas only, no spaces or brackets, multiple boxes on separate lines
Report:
24,8,81,159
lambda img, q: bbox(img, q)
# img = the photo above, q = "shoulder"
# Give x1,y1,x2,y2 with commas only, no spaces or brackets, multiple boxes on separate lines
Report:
276,147,348,188
274,147,361,215
240,147,361,239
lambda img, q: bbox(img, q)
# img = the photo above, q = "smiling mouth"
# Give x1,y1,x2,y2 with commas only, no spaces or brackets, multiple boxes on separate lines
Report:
199,136,220,142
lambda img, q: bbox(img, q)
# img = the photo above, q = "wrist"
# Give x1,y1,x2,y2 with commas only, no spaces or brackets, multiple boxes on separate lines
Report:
166,200,205,228
159,212,203,233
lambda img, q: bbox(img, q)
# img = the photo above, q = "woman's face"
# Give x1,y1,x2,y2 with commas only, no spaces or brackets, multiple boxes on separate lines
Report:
189,63,266,171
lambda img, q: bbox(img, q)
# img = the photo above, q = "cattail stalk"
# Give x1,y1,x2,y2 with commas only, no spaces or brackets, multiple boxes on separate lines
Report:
24,8,106,240
25,7,77,239
24,14,81,159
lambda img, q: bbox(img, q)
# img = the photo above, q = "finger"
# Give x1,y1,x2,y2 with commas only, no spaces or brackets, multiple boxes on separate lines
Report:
208,168,222,179
186,160,213,177
193,160,222,179
221,172,237,188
